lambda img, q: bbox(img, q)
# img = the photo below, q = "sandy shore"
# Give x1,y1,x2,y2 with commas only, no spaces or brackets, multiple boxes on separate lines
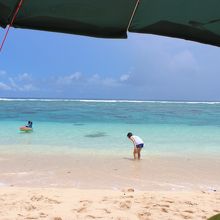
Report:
0,152,219,219
0,153,220,191
0,187,219,220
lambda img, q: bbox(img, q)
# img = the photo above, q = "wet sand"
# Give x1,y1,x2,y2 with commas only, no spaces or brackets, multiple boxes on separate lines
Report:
0,152,219,191
0,152,219,219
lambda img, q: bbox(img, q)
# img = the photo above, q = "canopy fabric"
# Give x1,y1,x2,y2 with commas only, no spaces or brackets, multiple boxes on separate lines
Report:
0,0,137,38
130,0,220,47
0,0,220,46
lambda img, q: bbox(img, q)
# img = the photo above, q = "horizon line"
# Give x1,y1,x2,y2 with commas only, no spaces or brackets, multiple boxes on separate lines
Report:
1,97,220,104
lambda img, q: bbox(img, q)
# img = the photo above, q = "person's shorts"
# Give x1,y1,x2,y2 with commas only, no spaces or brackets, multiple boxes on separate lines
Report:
136,144,144,148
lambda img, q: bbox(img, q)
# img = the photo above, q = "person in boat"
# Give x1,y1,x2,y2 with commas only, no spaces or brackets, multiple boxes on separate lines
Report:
26,121,33,128
127,132,144,160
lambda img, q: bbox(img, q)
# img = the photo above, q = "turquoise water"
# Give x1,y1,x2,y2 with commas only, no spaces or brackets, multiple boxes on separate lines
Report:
0,99,220,156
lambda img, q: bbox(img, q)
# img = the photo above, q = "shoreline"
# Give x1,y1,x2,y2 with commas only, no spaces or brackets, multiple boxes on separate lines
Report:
1,144,220,158
0,151,219,191
0,148,219,219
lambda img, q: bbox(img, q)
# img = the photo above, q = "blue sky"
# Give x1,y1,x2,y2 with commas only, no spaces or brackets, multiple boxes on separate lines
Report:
0,28,220,101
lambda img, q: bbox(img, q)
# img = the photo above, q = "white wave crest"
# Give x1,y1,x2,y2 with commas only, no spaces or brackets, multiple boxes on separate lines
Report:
0,98,220,104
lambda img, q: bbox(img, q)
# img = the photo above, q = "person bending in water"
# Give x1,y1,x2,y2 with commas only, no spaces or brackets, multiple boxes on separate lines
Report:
127,132,144,160
26,121,33,128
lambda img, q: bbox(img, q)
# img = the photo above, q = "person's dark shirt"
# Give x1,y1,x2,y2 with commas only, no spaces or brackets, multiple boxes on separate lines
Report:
26,121,32,128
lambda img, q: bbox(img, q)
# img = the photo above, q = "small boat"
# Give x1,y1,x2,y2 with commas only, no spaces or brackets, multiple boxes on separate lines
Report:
20,126,33,132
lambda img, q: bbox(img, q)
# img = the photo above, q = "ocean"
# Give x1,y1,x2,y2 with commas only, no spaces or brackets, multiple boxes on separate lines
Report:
0,99,220,157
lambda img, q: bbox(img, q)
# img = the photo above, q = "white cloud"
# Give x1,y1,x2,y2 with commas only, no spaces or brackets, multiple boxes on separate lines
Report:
0,71,37,93
9,77,19,90
169,50,199,73
87,74,119,87
87,73,131,86
0,82,11,90
69,72,81,80
18,73,32,81
90,74,100,81
8,77,36,91
55,71,132,90
21,84,36,91
57,72,82,85
87,74,100,84
120,74,130,82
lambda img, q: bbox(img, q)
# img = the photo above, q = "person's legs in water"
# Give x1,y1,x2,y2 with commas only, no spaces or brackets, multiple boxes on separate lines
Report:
133,147,138,160
137,147,142,160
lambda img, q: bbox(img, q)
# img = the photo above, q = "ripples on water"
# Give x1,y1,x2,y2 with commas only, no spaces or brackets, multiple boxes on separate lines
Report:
0,99,220,126
1,99,220,155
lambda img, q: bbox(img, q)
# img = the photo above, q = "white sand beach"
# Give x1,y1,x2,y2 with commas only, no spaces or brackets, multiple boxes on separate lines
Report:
0,187,219,220
0,152,219,219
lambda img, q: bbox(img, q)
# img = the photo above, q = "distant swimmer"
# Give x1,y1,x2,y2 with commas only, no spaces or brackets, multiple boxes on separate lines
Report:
127,132,144,160
20,121,33,132
26,121,33,128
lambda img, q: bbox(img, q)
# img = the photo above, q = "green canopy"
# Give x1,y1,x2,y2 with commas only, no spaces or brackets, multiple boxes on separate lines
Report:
1,0,220,46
